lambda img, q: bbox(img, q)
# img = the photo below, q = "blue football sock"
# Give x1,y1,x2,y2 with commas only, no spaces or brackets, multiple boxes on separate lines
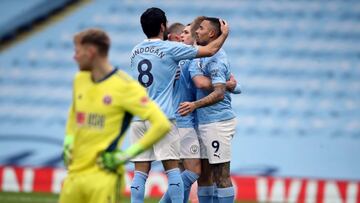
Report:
130,171,148,203
182,170,199,203
159,188,171,203
198,186,214,203
213,184,219,203
166,168,184,203
217,187,235,203
160,169,198,203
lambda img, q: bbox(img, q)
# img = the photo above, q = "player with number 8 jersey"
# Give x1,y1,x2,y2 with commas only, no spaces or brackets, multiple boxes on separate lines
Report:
128,7,230,203
130,40,197,119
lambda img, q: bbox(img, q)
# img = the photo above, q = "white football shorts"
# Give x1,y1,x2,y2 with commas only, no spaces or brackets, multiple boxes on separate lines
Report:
198,118,237,164
178,127,201,159
130,120,180,162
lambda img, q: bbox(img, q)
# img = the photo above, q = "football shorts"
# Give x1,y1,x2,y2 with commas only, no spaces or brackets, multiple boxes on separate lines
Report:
198,118,237,164
178,127,201,159
130,120,180,161
59,170,125,203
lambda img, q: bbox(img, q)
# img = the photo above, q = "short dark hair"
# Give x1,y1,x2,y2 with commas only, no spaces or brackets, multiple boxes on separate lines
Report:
74,28,110,56
140,7,167,38
204,17,222,38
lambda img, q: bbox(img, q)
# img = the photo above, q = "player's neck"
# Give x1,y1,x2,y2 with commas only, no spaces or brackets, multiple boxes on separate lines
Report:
91,59,114,83
148,32,164,40
206,37,217,46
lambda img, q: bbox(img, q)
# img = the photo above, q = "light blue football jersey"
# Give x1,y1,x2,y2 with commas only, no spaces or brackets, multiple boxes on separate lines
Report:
189,49,236,124
173,59,199,128
130,39,198,120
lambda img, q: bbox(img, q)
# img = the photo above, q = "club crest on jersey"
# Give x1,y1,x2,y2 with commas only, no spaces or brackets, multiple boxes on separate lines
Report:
103,95,112,105
197,60,205,72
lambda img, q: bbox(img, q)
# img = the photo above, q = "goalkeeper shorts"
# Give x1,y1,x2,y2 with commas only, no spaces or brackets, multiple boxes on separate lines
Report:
59,170,125,203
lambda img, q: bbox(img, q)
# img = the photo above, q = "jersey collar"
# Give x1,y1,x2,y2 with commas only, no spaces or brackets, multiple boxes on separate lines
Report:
144,38,162,42
95,68,118,83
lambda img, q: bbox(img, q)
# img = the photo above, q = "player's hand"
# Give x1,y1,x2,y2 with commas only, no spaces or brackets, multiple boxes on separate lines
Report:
63,144,72,168
178,101,196,116
63,141,72,168
98,150,130,172
226,74,237,92
63,135,74,169
219,19,229,37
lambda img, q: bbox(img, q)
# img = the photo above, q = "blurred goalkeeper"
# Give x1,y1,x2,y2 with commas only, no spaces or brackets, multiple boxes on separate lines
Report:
59,28,171,203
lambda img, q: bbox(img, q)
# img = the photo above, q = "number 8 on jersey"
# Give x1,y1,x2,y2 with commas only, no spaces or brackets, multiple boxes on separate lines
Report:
137,59,153,87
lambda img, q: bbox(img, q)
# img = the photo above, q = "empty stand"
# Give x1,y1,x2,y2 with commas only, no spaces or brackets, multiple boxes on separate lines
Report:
0,0,359,179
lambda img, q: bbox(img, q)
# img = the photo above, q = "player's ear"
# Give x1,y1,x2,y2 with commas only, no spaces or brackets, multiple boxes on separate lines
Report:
88,45,97,58
208,29,216,38
160,23,166,33
176,35,181,42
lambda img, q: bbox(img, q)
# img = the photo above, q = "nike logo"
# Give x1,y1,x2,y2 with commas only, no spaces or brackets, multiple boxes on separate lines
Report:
170,183,181,187
214,153,220,158
131,186,140,191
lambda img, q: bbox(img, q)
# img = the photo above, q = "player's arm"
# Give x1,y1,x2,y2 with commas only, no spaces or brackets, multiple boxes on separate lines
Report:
188,59,213,90
124,82,171,154
196,19,229,58
190,59,236,91
192,74,239,93
100,74,171,169
102,101,170,169
178,83,226,116
226,74,242,94
63,98,75,168
179,61,228,116
123,97,171,158
192,75,212,90
193,74,240,93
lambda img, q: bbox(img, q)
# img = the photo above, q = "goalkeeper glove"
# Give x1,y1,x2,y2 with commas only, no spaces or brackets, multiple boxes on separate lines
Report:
98,143,143,172
98,150,131,172
63,135,74,168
